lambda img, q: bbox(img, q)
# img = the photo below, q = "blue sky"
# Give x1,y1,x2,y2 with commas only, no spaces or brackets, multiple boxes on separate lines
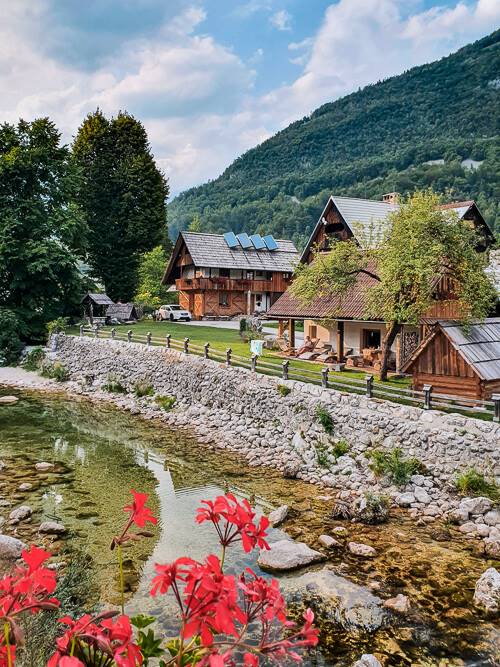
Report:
1,1,498,195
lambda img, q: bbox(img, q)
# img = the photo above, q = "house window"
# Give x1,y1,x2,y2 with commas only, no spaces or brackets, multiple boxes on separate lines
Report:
220,268,230,278
362,329,381,349
219,292,230,307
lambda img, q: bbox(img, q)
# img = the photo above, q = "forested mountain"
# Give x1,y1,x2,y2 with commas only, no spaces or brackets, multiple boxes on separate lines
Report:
169,30,500,250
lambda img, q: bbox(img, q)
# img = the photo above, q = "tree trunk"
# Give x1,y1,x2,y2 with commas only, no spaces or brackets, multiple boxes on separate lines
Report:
379,322,401,381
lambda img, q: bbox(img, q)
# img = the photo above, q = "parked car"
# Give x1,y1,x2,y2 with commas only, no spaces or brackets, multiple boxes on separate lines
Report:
157,304,192,321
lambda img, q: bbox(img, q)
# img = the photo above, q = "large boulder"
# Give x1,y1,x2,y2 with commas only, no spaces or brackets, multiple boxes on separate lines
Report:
283,567,387,632
458,497,492,517
257,539,325,572
0,535,27,560
473,567,500,613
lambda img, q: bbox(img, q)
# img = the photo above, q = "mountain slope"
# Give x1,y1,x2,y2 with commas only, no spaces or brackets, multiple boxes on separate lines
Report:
169,30,500,249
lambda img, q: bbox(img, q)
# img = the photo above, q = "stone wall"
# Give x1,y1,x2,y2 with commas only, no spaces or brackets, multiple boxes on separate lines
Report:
50,334,500,491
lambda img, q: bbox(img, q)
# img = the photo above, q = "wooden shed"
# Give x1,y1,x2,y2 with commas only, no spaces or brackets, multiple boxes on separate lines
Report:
106,302,139,323
402,318,500,399
81,293,114,324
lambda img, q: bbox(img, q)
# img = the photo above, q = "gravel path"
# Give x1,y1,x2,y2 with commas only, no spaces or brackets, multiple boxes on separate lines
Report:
0,366,55,388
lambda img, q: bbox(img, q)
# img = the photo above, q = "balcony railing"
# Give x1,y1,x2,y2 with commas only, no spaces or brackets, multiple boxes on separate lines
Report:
175,277,276,292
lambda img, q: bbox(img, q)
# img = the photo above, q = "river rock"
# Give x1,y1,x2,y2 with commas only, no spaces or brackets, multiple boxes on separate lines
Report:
348,542,376,558
484,538,500,558
9,505,32,523
458,521,478,535
332,526,348,535
395,492,415,507
458,497,492,516
268,505,288,527
18,483,32,491
0,396,19,404
39,521,67,535
473,567,500,613
353,655,382,667
284,567,387,632
282,460,301,479
319,534,342,549
35,462,54,471
484,510,500,527
413,487,431,504
384,593,411,614
0,535,27,559
258,539,325,572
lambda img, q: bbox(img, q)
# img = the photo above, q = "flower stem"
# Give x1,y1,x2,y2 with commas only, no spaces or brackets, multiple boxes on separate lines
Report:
220,544,226,571
117,543,125,614
4,622,12,667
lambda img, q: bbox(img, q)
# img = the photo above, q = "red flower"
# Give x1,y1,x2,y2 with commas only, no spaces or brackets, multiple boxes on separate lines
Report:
123,490,157,528
243,654,259,666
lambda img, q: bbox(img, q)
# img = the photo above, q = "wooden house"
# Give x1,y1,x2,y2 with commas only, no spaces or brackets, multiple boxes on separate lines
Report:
81,293,114,324
401,319,500,399
266,195,495,368
162,231,298,320
106,302,140,323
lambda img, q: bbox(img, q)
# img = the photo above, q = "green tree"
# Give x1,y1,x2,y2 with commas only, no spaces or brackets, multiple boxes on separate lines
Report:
290,190,497,380
0,118,85,344
73,110,169,301
188,213,202,232
134,245,176,310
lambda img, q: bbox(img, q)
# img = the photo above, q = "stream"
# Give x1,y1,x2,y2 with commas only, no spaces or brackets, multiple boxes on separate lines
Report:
0,389,498,666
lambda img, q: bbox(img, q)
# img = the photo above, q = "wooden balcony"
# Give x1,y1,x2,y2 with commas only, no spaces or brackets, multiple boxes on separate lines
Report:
176,277,277,292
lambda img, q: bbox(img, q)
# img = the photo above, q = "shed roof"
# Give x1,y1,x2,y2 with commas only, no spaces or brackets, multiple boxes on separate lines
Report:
106,303,138,320
403,318,500,381
163,232,299,283
81,293,114,306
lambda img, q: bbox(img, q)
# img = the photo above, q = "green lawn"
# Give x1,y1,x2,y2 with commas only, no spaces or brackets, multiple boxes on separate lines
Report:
70,320,411,390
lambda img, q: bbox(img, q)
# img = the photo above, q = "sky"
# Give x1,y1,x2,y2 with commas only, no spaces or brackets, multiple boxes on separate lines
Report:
1,1,499,196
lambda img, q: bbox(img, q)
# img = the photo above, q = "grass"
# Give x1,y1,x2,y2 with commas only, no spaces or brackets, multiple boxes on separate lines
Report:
277,384,291,397
40,360,69,382
455,468,500,502
332,439,349,458
134,380,155,398
22,346,44,371
155,395,176,411
316,405,334,435
369,447,424,486
102,374,127,394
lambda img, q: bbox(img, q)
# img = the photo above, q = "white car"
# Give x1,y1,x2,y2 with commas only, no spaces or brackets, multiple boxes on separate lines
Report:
157,304,192,321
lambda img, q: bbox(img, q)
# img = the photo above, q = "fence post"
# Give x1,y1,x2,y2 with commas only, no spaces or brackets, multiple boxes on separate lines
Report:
282,360,289,380
79,325,84,337
166,334,171,349
204,343,210,359
111,328,116,340
251,354,257,372
423,383,432,410
93,326,99,339
184,337,189,354
226,348,232,367
146,331,152,346
492,393,500,423
127,329,132,343
365,374,374,398
321,367,329,388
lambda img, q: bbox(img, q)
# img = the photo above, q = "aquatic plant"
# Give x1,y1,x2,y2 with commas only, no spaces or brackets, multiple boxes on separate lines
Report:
454,468,500,502
0,492,318,667
155,395,176,411
315,406,334,435
133,380,154,398
369,447,423,486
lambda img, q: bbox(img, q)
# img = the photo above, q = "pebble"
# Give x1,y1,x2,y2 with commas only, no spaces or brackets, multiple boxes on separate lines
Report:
348,542,377,558
384,594,411,614
35,462,55,471
318,534,342,549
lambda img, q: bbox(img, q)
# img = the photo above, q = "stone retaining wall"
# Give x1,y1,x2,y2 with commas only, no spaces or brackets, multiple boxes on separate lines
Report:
50,334,500,490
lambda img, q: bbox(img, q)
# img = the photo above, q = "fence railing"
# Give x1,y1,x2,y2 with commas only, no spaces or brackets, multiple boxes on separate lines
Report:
76,326,499,422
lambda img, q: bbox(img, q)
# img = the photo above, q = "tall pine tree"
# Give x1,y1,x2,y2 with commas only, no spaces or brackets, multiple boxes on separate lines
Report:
73,110,169,301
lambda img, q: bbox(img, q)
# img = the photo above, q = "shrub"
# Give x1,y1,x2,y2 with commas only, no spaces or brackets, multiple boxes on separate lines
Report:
455,468,500,501
40,361,69,382
46,317,69,336
369,447,423,486
134,380,155,398
239,318,248,334
315,443,330,468
22,346,45,371
316,405,334,435
155,395,176,411
0,308,23,366
355,492,390,524
332,440,349,458
277,384,291,397
102,374,127,394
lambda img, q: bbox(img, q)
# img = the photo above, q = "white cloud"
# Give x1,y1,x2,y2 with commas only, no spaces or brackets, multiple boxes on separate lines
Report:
269,9,292,31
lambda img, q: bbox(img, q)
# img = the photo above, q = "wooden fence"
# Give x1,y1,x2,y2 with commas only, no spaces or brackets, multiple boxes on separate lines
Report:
76,326,500,423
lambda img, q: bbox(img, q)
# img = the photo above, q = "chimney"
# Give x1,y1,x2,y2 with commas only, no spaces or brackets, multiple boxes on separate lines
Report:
382,192,399,204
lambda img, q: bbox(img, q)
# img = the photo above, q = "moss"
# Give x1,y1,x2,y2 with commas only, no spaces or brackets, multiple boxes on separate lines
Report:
455,468,500,501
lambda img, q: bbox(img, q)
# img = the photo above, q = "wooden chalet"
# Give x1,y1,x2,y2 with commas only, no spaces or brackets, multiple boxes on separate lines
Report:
402,319,500,399
162,231,298,320
267,194,495,369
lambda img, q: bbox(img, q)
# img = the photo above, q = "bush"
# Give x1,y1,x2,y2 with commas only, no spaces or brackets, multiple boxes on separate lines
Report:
316,406,334,434
40,361,69,382
277,384,291,397
22,346,45,372
46,317,69,336
134,380,154,398
0,308,23,366
369,447,423,486
355,492,390,524
102,374,127,394
332,440,349,458
455,468,500,501
239,318,248,334
315,443,330,468
155,395,176,411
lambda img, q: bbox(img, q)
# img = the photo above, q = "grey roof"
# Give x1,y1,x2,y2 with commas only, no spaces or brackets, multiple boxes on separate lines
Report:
441,318,500,381
82,293,114,306
180,231,299,272
331,196,398,248
486,249,500,295
106,303,138,320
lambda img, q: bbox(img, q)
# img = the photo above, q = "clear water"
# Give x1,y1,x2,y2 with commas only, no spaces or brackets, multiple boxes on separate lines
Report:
0,389,498,666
